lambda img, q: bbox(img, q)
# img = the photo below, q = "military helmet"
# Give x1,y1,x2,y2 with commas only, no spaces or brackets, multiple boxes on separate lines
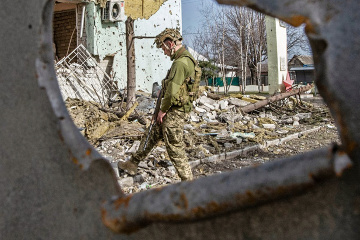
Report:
154,28,183,48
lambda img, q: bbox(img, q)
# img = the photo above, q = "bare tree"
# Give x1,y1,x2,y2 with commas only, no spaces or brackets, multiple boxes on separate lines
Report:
194,4,229,93
195,4,310,94
287,23,312,57
224,7,266,93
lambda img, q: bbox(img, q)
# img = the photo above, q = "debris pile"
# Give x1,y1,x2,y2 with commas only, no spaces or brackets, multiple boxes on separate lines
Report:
56,44,119,107
65,88,337,194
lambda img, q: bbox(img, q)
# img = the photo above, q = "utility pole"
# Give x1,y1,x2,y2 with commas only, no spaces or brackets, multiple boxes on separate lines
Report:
266,16,288,94
126,17,136,110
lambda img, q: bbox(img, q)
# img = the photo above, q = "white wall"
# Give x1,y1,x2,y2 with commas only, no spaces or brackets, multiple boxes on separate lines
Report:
134,0,182,92
266,16,287,94
85,0,182,93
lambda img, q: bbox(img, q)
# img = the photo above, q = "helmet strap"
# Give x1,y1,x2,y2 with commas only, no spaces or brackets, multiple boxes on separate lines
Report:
162,40,177,55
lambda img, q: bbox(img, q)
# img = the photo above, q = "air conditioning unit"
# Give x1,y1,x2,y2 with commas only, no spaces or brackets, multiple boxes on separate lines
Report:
102,0,125,22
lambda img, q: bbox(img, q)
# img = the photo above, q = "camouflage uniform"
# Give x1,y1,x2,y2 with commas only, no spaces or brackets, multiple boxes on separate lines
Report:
130,47,194,181
118,28,197,181
131,109,191,180
130,46,196,181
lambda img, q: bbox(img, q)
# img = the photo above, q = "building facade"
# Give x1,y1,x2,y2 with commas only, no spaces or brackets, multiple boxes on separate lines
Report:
53,0,182,93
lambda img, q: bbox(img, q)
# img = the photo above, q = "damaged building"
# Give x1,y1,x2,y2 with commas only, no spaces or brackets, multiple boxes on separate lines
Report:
53,0,182,105
3,0,360,239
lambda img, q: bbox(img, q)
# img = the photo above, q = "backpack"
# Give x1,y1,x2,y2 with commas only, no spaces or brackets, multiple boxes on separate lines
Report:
178,56,202,102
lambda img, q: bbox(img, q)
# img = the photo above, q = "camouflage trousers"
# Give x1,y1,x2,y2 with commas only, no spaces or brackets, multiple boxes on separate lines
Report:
130,109,193,181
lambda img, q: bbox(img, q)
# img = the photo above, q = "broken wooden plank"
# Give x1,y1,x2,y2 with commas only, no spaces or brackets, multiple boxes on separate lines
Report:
241,84,314,113
120,101,139,121
206,92,222,100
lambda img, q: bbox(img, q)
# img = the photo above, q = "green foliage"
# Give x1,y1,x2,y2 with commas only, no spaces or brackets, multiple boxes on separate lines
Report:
198,60,218,81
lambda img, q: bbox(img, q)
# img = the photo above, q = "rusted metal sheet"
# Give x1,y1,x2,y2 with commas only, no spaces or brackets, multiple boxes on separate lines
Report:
1,0,360,239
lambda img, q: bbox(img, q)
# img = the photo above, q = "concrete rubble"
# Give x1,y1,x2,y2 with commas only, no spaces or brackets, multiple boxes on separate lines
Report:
65,89,336,194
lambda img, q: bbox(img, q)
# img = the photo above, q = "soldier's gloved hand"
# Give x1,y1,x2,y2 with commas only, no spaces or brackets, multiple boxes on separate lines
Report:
157,110,166,124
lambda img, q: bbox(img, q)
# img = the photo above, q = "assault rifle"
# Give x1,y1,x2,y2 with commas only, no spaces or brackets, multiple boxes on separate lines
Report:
143,88,163,150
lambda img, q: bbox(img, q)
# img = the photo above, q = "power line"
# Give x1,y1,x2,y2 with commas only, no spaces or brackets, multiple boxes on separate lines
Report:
182,32,201,35
182,0,202,4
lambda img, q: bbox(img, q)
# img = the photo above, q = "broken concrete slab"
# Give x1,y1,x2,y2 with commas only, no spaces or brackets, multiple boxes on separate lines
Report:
228,97,251,107
118,177,134,188
198,95,217,106
219,100,229,110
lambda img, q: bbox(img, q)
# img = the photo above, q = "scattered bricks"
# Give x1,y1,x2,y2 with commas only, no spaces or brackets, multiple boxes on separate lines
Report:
195,106,207,113
118,177,134,188
262,124,276,129
224,143,234,149
279,133,300,144
205,111,217,120
138,162,149,169
293,116,300,126
203,102,215,110
184,124,195,130
198,95,216,106
294,113,312,120
134,174,145,184
127,141,140,153
189,112,201,122
219,100,229,110
229,97,250,107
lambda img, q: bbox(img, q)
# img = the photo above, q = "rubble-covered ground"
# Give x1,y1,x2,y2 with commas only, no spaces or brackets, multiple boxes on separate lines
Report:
65,90,340,194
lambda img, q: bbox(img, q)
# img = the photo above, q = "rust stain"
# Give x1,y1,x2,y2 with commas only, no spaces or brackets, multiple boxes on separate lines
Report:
180,193,188,209
235,183,316,209
85,148,92,156
102,209,126,233
309,173,314,180
174,193,188,209
72,157,79,165
304,20,316,34
245,190,256,203
282,15,307,27
114,195,133,209
282,15,316,34
190,201,230,218
57,130,64,142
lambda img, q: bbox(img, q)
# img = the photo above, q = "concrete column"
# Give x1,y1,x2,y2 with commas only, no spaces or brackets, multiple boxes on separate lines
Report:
266,16,288,94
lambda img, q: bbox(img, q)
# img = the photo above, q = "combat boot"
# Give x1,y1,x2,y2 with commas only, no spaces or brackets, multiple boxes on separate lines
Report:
118,159,138,175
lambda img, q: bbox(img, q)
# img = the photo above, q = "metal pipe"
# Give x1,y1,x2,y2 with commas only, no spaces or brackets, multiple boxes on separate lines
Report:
80,5,85,38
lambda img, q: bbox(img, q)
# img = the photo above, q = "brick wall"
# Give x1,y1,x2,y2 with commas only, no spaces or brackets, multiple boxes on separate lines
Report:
53,9,77,60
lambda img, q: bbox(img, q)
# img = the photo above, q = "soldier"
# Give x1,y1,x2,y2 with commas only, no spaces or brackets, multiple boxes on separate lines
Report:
118,28,197,181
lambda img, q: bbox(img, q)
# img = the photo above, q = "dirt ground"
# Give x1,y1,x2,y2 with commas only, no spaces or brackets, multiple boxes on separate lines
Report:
65,92,340,194
192,124,339,178
193,96,340,177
